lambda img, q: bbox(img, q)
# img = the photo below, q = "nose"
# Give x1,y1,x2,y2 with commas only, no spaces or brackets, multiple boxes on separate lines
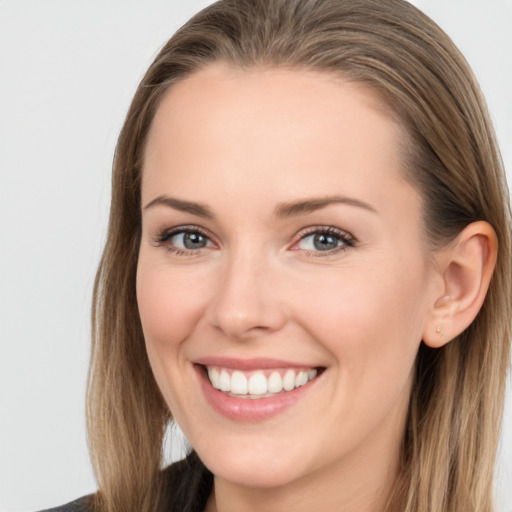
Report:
207,250,288,340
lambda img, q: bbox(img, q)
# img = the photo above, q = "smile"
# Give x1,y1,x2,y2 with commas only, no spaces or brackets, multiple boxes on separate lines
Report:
206,366,319,398
194,358,325,421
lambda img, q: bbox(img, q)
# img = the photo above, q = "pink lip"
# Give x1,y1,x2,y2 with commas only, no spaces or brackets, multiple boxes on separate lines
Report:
193,362,322,422
194,356,316,371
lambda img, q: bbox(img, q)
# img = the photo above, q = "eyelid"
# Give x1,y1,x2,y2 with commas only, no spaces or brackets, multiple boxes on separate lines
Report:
154,224,209,240
153,224,218,253
290,225,357,254
152,224,356,256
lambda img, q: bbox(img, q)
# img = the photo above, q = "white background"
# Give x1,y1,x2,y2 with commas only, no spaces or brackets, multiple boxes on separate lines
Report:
0,1,511,511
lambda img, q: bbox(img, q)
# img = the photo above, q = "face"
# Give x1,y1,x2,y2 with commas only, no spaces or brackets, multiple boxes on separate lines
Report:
137,65,439,492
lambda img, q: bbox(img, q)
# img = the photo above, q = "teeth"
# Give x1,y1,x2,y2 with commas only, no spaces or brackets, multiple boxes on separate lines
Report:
231,371,248,394
283,369,295,391
248,373,268,395
295,370,308,387
206,366,319,397
219,370,230,392
208,367,220,389
267,371,283,393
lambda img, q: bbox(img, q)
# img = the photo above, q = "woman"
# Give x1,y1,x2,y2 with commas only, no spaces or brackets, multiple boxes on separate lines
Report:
45,0,511,511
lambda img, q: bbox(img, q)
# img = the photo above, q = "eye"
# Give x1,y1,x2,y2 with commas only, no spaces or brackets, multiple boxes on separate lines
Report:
154,226,216,254
292,227,355,255
172,231,210,249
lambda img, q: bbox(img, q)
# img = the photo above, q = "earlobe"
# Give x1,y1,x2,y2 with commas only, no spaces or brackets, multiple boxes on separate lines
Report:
423,221,497,348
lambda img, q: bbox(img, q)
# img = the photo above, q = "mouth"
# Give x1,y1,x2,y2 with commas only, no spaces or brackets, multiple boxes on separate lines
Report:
204,365,322,399
194,357,325,421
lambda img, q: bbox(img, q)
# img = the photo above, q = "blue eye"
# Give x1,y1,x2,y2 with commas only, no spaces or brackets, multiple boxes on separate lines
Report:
295,227,355,254
155,226,215,254
171,231,210,249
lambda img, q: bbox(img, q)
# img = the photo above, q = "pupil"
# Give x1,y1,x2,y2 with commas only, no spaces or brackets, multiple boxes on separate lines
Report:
313,234,338,251
183,232,206,249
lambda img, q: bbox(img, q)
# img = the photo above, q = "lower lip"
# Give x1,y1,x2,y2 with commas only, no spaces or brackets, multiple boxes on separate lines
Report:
195,365,321,422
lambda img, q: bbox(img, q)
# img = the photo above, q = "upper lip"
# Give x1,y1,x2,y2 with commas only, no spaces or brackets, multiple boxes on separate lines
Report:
194,356,322,371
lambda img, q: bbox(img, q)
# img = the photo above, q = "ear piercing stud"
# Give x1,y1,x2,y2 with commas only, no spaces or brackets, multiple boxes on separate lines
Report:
436,326,444,335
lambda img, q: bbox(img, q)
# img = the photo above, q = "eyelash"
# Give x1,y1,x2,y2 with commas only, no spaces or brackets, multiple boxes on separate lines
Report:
153,225,215,256
292,226,356,257
153,225,356,257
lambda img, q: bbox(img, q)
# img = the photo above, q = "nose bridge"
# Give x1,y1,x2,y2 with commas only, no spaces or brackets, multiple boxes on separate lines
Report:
208,242,286,338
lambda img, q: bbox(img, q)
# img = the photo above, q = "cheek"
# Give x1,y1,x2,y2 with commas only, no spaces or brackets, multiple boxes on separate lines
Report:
291,259,427,388
136,260,209,351
135,259,211,418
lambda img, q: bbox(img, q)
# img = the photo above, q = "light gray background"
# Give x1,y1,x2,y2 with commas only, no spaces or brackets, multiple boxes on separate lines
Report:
0,1,511,511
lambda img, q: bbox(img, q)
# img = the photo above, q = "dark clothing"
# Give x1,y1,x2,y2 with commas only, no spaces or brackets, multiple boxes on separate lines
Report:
39,495,93,512
38,452,213,512
161,451,213,511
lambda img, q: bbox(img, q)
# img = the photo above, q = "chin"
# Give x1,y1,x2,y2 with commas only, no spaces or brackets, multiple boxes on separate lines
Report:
206,456,306,489
194,435,321,489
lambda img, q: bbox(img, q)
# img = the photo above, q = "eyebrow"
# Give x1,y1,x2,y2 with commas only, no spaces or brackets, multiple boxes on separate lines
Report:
274,196,378,217
143,195,214,218
143,194,377,219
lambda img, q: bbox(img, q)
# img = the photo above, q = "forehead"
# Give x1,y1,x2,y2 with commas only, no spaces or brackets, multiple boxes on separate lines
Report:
142,64,418,221
145,65,402,162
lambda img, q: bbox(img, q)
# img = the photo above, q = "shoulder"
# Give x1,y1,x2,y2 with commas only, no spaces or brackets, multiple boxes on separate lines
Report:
161,451,213,512
37,494,94,512
33,454,211,512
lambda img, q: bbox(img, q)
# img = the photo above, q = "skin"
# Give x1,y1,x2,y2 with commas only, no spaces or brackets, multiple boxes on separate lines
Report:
137,65,448,512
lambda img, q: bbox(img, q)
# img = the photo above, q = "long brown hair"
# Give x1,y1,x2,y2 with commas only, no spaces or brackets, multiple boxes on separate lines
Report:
87,1,512,510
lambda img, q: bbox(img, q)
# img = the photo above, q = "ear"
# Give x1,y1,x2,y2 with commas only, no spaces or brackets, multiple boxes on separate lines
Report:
422,221,497,348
